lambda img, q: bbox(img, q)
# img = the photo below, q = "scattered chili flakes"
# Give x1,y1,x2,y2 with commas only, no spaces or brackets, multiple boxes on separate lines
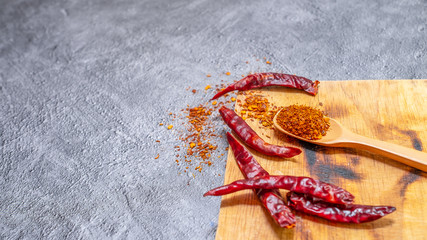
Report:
169,77,238,176
266,61,271,64
154,154,160,159
173,102,226,175
238,94,279,129
225,72,231,76
276,104,330,140
192,89,197,94
207,74,211,77
167,125,173,130
159,123,164,126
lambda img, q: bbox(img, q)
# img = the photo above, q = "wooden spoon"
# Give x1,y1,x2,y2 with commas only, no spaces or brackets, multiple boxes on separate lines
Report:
273,110,427,172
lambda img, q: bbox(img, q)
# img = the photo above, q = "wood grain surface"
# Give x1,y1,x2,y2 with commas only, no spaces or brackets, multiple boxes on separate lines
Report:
215,80,427,240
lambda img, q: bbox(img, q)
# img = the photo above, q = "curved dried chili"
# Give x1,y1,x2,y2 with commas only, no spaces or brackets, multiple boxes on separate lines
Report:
204,175,354,205
212,72,320,100
224,132,296,228
219,106,301,158
286,192,396,223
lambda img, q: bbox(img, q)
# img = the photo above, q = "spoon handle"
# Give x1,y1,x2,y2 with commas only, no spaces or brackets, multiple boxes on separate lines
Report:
345,132,427,172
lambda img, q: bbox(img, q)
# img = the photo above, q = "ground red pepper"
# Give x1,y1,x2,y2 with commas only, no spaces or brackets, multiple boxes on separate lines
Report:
286,192,396,223
211,72,320,100
204,175,354,205
276,105,330,140
219,106,301,158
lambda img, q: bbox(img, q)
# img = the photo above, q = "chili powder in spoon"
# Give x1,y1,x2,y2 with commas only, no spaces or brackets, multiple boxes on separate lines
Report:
276,105,330,140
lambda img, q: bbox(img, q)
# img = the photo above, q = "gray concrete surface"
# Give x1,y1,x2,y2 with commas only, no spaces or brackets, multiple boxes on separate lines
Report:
1,0,426,239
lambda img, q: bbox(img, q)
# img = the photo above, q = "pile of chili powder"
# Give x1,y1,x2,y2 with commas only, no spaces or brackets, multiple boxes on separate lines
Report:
276,104,330,140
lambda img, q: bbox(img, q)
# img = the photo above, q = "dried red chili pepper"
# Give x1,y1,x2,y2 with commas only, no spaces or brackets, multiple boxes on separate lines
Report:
286,192,396,223
219,106,301,158
204,175,354,205
212,72,320,100
226,132,269,179
224,132,296,228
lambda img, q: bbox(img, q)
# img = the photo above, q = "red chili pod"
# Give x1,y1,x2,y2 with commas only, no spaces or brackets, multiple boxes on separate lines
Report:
212,72,319,100
225,132,296,228
219,106,301,158
286,192,396,223
204,175,354,205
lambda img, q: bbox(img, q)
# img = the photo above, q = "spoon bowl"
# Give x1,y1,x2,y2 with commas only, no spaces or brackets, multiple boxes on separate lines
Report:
273,109,427,171
273,114,344,146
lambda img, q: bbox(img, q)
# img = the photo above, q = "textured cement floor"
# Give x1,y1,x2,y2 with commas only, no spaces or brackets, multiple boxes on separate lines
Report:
1,0,426,239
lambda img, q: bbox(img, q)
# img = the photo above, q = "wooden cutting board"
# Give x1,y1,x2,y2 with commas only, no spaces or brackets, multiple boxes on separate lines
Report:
215,80,427,240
